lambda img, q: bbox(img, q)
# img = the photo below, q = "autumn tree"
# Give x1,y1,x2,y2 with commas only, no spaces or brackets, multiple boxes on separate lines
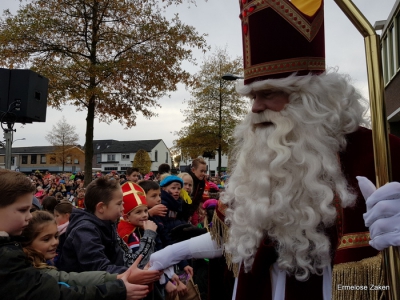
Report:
0,0,207,186
174,47,248,171
132,149,152,175
45,116,80,172
173,154,181,168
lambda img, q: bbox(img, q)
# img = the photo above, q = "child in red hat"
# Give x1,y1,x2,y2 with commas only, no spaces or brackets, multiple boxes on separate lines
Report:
117,182,158,268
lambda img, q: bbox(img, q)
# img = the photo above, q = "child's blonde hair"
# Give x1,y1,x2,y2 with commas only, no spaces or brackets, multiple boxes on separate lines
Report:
178,172,191,180
178,172,193,194
21,211,57,269
159,173,170,182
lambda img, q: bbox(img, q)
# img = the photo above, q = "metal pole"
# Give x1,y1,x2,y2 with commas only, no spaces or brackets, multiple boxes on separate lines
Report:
334,1,400,299
4,129,13,170
218,78,222,173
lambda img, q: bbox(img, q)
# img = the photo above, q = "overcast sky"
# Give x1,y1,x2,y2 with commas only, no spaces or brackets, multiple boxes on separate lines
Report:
0,0,397,149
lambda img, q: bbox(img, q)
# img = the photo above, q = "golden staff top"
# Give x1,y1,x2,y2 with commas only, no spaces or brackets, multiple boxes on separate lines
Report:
334,0,400,299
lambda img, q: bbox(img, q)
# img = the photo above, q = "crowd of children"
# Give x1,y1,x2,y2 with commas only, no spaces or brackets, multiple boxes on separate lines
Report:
0,157,223,300
0,169,153,299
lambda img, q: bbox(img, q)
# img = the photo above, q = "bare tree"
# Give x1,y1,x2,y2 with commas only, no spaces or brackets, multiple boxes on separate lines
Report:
45,116,79,172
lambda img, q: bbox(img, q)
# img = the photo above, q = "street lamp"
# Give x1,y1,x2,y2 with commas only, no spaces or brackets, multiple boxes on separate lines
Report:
13,138,26,144
221,73,244,81
216,73,244,173
1,138,26,147
0,137,26,169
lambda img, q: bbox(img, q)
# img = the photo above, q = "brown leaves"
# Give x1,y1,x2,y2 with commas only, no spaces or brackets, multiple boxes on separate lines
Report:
0,0,207,127
0,0,207,182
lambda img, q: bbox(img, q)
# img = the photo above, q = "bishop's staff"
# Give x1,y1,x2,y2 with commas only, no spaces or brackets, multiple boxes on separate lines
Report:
334,0,400,299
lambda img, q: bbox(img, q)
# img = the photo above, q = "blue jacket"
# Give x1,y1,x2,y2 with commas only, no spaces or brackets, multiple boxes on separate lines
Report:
58,208,127,274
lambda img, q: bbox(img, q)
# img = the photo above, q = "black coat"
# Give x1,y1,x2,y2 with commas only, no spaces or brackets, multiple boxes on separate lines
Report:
0,234,126,299
187,168,205,217
58,208,127,274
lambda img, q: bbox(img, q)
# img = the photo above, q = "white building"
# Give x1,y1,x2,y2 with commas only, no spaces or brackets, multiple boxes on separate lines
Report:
97,139,172,173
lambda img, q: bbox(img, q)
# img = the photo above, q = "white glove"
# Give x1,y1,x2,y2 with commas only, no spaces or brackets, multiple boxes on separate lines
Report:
357,176,400,250
159,266,175,285
148,233,222,271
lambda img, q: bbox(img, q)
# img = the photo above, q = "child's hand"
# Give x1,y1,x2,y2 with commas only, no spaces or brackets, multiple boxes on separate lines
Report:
171,273,179,283
118,255,162,284
176,279,188,297
183,265,193,278
149,204,167,217
120,267,149,300
143,220,157,232
124,283,149,300
165,281,177,298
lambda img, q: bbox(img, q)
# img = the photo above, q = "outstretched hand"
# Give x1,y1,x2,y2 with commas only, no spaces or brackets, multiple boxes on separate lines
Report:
118,255,162,284
149,204,167,217
120,267,149,300
357,176,400,250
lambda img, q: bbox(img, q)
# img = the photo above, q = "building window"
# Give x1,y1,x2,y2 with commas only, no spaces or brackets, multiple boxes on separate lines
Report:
107,154,115,161
122,154,130,160
397,14,400,71
96,154,101,163
154,150,158,162
165,152,168,163
120,167,129,171
104,167,118,171
21,155,28,164
383,22,398,85
66,156,72,164
74,159,79,164
40,154,46,164
50,156,56,164
31,155,37,164
388,25,395,79
382,37,388,84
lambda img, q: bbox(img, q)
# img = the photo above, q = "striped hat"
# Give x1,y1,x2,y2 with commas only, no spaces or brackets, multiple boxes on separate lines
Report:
121,181,147,215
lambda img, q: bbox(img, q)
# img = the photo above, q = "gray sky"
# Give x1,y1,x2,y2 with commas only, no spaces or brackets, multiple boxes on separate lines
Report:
0,0,396,149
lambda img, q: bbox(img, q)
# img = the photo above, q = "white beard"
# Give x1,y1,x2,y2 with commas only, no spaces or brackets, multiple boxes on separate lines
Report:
222,73,367,281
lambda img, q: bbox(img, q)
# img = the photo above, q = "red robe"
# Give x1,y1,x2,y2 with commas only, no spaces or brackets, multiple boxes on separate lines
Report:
209,127,400,300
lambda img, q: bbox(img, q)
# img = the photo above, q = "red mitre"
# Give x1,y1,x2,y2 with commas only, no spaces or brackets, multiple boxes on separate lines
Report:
121,181,147,215
240,0,325,84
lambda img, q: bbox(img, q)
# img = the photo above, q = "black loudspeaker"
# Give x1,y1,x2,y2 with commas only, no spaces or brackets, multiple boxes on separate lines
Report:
0,68,48,123
0,68,10,115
